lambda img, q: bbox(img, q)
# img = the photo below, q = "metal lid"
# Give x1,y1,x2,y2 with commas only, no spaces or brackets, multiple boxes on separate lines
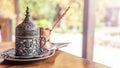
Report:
16,7,39,37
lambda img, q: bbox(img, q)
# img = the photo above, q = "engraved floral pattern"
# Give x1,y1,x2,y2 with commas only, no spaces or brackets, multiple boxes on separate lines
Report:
15,37,40,57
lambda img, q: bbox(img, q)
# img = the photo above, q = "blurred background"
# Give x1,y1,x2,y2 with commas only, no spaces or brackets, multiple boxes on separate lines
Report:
0,0,120,67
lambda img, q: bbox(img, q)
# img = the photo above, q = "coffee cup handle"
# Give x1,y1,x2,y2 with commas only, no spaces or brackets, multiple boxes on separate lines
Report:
40,36,46,48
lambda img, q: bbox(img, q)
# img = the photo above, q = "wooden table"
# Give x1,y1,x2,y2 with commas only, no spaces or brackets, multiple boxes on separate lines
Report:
0,42,110,68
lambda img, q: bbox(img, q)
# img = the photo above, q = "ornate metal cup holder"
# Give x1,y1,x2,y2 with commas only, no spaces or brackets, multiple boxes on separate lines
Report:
0,48,55,62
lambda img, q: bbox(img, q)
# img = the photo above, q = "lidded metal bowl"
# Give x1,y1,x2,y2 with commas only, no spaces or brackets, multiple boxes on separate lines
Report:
15,7,40,58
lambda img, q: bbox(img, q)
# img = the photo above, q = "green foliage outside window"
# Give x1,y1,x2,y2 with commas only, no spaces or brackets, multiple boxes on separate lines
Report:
19,0,84,33
19,0,57,27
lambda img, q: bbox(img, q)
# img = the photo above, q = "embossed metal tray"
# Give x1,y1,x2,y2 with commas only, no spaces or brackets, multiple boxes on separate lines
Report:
0,42,69,62
0,48,55,62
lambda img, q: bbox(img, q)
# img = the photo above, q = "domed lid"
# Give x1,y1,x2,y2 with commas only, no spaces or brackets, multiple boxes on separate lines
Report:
16,7,39,37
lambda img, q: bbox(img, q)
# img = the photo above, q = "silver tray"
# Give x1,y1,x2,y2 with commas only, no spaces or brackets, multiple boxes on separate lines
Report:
0,42,69,62
0,48,55,62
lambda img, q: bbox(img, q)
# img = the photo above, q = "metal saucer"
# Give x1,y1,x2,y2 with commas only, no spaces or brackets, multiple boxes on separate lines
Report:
0,48,55,62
